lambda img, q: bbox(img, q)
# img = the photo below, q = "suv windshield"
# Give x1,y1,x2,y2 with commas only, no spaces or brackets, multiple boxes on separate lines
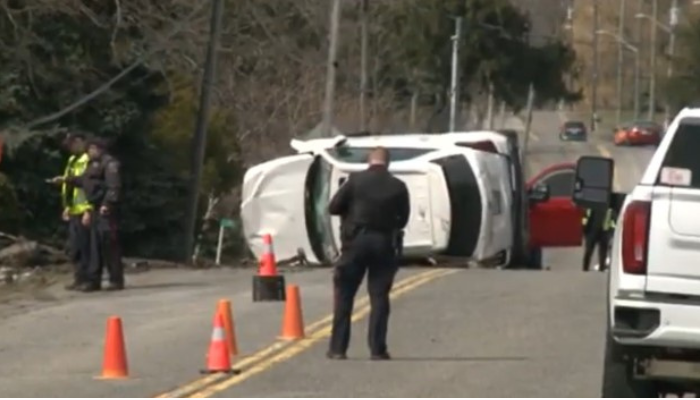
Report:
304,157,337,263
328,147,433,163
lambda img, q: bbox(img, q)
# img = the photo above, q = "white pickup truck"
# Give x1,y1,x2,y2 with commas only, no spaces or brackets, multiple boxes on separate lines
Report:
573,108,700,397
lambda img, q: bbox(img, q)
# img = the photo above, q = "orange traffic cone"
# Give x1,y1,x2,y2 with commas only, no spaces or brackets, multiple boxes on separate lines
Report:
98,316,129,379
201,312,233,374
280,285,305,341
216,299,239,358
259,234,278,277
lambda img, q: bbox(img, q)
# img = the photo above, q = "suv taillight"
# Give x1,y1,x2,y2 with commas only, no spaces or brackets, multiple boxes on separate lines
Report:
621,201,651,275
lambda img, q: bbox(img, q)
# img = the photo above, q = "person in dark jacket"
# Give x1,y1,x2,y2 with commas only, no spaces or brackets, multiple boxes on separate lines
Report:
65,137,124,291
326,147,410,361
582,205,616,272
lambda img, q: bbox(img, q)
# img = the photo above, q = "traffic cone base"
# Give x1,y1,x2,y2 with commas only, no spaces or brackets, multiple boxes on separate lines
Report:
252,275,286,302
97,316,129,380
279,285,305,341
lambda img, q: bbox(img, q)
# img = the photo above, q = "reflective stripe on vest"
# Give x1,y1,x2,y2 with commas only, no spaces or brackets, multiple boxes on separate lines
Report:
582,208,615,231
61,153,91,215
604,208,616,231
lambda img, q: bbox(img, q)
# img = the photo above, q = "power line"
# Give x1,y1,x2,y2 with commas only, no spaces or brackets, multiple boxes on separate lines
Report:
25,1,211,130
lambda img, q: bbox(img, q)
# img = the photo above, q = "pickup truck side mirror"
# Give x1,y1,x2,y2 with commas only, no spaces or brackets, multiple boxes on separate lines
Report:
528,183,550,204
572,156,614,208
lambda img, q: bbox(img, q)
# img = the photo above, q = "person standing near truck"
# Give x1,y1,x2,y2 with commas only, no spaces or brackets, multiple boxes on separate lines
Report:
582,205,616,272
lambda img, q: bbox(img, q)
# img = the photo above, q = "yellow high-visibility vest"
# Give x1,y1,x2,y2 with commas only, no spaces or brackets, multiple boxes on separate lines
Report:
61,153,91,215
582,208,616,231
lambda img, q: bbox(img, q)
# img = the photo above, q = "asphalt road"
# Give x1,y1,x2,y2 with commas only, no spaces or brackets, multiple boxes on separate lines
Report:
0,111,657,397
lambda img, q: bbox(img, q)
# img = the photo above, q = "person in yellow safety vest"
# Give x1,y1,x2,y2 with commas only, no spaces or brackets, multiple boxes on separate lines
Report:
48,133,92,291
582,205,616,272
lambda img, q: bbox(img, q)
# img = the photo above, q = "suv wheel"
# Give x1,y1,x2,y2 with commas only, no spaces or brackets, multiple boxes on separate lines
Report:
601,329,659,398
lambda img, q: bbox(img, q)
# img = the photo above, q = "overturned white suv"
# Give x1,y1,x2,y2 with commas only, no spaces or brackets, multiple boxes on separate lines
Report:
574,108,700,397
241,130,583,268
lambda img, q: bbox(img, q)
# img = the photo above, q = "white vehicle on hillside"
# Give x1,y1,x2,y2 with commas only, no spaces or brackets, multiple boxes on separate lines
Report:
574,108,700,397
241,130,583,267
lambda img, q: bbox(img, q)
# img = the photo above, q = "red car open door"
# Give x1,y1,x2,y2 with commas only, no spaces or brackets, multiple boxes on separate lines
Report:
527,163,584,248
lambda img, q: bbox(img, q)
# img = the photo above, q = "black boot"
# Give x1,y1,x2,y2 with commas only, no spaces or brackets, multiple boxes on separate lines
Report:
105,282,124,291
79,282,101,292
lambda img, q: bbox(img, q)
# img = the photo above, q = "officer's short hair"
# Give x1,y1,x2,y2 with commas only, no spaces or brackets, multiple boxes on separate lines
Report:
70,132,86,141
62,131,87,148
367,147,390,164
87,137,109,150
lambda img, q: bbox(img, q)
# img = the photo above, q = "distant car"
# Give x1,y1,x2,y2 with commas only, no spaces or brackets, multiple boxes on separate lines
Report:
613,120,662,146
559,121,588,142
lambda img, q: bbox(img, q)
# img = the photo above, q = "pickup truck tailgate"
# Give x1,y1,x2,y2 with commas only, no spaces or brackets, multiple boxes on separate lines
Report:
647,187,700,296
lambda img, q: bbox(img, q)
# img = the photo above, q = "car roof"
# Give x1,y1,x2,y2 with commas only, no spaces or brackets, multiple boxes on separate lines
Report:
564,120,585,126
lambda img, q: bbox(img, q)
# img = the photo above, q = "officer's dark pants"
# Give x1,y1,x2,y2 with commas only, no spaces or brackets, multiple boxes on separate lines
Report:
329,231,398,356
583,229,610,272
87,211,124,287
67,215,90,284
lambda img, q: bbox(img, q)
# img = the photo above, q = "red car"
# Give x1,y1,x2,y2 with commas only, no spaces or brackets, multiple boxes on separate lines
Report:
613,120,662,146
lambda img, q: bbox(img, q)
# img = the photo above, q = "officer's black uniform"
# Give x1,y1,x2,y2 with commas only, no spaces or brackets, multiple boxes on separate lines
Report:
583,206,614,272
66,210,90,287
67,140,124,291
327,164,410,360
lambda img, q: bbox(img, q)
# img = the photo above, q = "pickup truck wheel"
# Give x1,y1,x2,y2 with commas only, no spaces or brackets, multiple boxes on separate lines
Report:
601,330,659,398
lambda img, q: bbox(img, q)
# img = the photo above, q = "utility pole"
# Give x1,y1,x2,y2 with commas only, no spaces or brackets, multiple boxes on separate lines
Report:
633,48,641,120
183,0,224,263
591,0,599,132
521,83,536,168
359,0,368,131
322,0,341,137
448,17,463,133
665,0,679,128
648,0,658,120
616,0,626,125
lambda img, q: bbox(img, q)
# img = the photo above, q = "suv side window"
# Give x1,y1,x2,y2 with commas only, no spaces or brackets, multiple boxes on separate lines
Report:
657,119,700,188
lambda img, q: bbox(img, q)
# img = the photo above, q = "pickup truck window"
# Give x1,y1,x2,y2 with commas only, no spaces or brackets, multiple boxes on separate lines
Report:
540,170,575,197
657,120,700,188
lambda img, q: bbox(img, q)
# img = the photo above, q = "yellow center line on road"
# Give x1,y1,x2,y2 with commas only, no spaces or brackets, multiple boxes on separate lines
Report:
154,268,448,398
596,144,621,191
187,268,458,398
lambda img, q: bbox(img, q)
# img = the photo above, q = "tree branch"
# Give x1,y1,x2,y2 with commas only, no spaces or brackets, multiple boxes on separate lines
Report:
24,0,210,130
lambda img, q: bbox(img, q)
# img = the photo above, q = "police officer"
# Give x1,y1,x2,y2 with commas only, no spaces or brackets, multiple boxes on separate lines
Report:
326,147,410,360
582,205,616,272
65,137,124,291
48,133,92,291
